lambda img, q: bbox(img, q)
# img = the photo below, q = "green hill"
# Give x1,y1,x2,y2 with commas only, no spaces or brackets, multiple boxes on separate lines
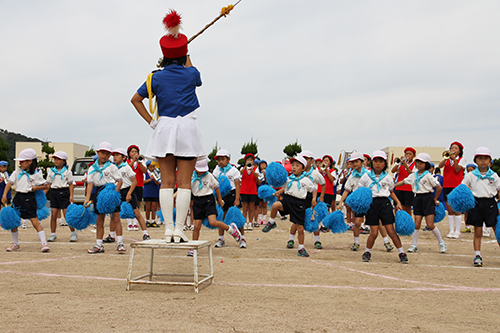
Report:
0,128,43,171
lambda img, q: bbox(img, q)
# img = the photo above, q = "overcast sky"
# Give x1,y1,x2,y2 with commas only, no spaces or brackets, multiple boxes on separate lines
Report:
1,0,499,165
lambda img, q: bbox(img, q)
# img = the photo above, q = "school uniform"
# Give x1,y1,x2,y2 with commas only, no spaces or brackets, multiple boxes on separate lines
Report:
86,162,122,215
47,166,74,210
462,169,500,228
317,168,337,207
213,164,241,211
191,171,219,220
8,169,46,219
304,168,325,209
138,64,206,161
143,171,160,202
357,171,396,226
117,163,140,209
1,172,12,203
394,161,417,206
403,171,440,216
346,167,369,217
240,167,258,203
442,157,467,201
278,174,316,225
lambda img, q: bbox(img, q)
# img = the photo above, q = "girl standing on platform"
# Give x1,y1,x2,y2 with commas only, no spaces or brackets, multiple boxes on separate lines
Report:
2,149,50,252
131,10,206,243
46,151,78,242
356,151,408,264
395,153,446,254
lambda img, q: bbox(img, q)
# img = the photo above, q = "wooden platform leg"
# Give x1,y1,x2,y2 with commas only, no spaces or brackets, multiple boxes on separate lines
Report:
209,245,214,284
126,247,136,291
149,248,154,281
194,249,199,293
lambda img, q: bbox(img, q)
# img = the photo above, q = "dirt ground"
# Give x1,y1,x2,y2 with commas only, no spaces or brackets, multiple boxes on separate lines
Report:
1,212,500,333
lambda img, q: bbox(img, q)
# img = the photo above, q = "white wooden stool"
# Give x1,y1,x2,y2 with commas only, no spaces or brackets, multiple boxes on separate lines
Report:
126,239,214,293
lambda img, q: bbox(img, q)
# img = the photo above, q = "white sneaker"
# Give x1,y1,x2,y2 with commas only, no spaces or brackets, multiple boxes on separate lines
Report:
239,239,247,248
127,224,133,231
483,230,491,238
453,231,461,239
189,225,194,231
439,242,447,253
214,240,225,248
407,244,418,253
446,231,455,239
133,225,139,231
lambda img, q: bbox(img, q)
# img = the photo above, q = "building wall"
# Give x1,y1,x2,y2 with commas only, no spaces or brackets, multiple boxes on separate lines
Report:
15,142,89,169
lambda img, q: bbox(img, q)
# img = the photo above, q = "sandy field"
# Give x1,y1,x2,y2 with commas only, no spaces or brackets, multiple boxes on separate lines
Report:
1,213,500,333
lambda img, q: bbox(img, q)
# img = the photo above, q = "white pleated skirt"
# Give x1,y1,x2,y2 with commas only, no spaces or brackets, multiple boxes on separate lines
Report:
144,112,206,161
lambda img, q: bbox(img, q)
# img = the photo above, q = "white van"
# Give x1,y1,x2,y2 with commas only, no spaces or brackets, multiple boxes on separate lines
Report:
71,157,94,204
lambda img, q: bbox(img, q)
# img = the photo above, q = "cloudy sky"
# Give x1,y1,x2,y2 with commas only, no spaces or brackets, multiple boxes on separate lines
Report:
1,0,499,164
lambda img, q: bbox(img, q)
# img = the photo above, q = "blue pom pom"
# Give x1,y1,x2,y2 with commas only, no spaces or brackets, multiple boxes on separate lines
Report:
266,162,288,188
447,184,476,213
96,183,121,214
0,206,21,230
345,187,373,214
323,210,347,234
495,216,500,243
66,204,86,230
435,202,446,223
37,206,51,221
304,208,320,233
156,208,176,225
83,207,97,228
34,190,47,210
202,205,224,229
258,185,276,200
224,206,246,229
313,201,329,223
119,202,136,219
395,210,415,236
217,175,232,198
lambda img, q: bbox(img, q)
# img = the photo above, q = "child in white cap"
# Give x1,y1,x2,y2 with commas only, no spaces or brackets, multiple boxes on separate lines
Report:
190,158,241,255
46,151,78,242
212,149,242,248
395,153,446,254
2,149,51,252
84,142,124,254
0,160,12,210
461,147,500,267
262,155,317,257
356,151,408,264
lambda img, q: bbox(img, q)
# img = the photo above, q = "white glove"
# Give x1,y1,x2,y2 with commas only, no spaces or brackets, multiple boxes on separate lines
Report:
149,119,159,130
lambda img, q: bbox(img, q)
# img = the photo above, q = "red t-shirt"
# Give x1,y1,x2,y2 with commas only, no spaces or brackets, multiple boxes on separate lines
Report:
317,168,335,195
395,161,415,192
443,157,464,188
127,159,145,187
240,167,258,195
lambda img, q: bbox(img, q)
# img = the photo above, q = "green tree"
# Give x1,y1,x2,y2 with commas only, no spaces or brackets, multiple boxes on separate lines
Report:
85,146,96,157
0,137,12,172
238,138,259,167
283,140,302,158
491,158,500,177
38,142,55,176
207,142,220,172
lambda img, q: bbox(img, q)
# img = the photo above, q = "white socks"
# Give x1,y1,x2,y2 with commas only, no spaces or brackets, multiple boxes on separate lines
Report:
412,230,420,245
289,234,295,241
455,215,462,233
448,215,456,232
38,231,47,245
353,236,359,244
175,189,192,231
432,227,443,243
160,188,174,226
11,231,19,244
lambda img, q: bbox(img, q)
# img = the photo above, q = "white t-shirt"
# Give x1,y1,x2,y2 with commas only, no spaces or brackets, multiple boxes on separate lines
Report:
403,172,440,194
462,172,500,198
9,169,46,193
283,176,316,199
192,172,219,197
357,172,394,198
87,163,122,187
46,167,74,189
212,165,241,190
117,164,137,189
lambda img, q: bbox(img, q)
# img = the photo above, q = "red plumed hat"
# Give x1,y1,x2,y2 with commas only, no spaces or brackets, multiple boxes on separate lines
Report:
160,9,188,59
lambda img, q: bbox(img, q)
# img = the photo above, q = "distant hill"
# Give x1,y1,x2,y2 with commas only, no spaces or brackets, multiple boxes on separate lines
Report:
0,128,43,169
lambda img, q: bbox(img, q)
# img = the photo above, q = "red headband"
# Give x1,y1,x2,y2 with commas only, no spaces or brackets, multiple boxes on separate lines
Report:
404,147,416,154
450,141,463,150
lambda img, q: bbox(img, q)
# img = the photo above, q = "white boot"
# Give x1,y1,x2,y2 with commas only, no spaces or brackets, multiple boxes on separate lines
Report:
173,188,191,243
160,188,175,242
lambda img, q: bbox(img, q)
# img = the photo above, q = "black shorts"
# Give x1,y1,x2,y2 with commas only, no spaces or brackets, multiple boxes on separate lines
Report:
121,187,139,210
143,197,159,202
49,187,71,210
192,194,217,220
133,186,143,203
442,187,454,202
278,194,306,225
395,190,414,207
13,192,37,220
222,190,236,212
320,193,335,208
467,197,498,228
165,154,196,161
365,197,395,226
354,212,365,218
240,194,257,203
305,192,313,209
91,186,120,215
413,193,435,216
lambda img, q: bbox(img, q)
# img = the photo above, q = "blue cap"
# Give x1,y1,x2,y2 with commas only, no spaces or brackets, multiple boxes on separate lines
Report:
92,155,98,161
0,161,8,166
466,163,477,169
429,162,435,168
254,159,260,164
259,159,267,164
146,160,152,166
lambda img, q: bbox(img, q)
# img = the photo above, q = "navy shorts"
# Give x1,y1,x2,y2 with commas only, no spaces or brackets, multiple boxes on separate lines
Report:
395,190,414,207
13,192,37,220
442,187,454,202
192,194,217,220
467,197,498,228
320,193,335,208
365,197,395,226
143,197,159,202
221,189,236,212
278,194,306,225
133,186,143,203
120,187,139,210
305,192,313,209
49,187,71,210
413,193,436,216
240,194,257,203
